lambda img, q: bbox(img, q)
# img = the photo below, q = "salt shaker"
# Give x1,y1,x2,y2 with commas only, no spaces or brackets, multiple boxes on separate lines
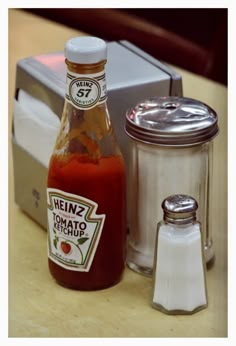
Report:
152,194,208,314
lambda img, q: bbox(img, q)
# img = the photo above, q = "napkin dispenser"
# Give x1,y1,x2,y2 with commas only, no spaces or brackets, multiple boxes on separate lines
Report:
12,40,182,229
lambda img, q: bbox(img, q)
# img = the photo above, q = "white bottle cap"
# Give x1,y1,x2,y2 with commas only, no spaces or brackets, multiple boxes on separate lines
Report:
65,36,107,64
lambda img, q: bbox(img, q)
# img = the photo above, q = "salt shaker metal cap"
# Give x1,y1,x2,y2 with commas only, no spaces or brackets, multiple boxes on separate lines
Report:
162,194,198,225
152,194,208,315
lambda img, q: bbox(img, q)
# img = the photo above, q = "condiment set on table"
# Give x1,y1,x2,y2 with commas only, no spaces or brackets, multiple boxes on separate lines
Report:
46,36,219,315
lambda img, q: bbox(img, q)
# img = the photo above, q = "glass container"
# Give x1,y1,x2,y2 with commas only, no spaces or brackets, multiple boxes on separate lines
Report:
125,96,219,276
47,37,126,290
152,194,208,314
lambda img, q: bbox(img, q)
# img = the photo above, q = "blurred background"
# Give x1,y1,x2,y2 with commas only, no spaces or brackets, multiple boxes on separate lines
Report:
24,8,227,86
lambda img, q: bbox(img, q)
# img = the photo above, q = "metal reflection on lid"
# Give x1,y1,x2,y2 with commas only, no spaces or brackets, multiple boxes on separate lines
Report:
162,194,198,225
125,97,219,146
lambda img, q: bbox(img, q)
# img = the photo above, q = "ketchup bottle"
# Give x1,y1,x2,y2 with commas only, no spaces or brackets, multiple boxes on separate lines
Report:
47,37,126,290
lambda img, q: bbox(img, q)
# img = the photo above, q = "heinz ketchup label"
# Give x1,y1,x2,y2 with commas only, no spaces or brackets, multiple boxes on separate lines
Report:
47,188,105,272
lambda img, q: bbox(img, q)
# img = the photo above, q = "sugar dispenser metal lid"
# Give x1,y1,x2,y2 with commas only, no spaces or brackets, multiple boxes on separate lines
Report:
125,96,219,146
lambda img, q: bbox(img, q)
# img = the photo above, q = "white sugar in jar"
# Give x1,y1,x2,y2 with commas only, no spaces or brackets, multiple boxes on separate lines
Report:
125,97,219,276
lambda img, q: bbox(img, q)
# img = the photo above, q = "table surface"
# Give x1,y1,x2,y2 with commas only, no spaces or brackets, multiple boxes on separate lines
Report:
9,9,227,338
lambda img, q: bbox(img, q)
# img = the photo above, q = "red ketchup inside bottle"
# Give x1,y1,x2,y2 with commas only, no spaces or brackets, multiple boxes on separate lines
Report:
47,153,126,290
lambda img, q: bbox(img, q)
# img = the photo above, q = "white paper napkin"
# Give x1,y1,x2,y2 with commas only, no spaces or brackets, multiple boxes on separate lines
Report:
13,89,60,167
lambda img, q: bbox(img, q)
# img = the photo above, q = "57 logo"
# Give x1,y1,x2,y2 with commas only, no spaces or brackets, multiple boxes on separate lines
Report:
66,71,107,110
69,77,101,109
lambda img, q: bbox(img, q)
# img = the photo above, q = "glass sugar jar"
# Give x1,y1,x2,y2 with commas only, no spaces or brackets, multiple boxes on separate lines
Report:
125,96,219,276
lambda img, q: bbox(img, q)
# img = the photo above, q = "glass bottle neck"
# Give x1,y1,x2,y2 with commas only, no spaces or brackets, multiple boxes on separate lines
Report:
66,59,106,74
65,59,108,112
53,58,121,160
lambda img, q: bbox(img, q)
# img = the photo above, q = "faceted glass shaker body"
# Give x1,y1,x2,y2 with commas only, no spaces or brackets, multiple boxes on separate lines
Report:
152,220,208,314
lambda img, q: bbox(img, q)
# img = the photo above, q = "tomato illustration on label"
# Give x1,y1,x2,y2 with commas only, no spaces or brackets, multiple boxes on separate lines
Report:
61,242,72,255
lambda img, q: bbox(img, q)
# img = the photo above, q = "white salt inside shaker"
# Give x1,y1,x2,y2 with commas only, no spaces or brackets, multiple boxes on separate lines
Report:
152,194,208,314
